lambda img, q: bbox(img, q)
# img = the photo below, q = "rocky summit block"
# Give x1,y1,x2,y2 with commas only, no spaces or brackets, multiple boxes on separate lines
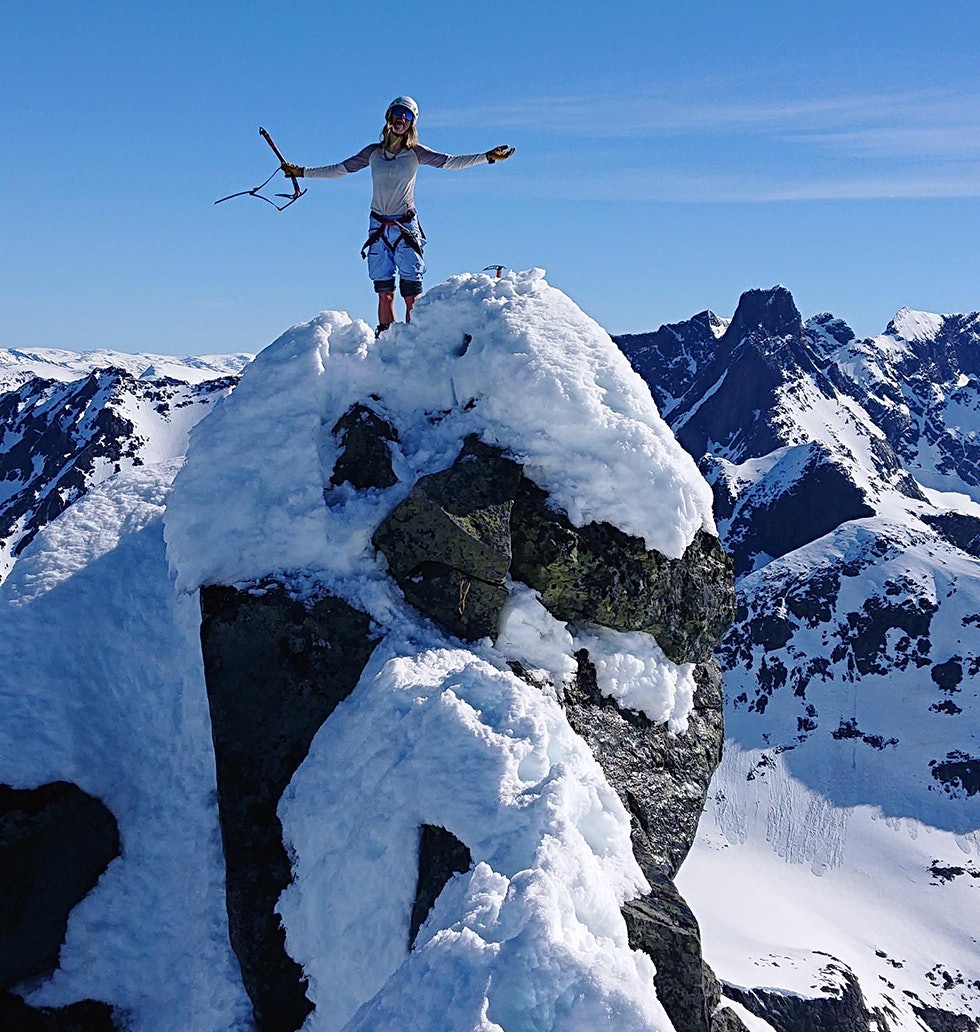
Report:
511,480,734,665
373,436,735,658
373,437,522,640
370,434,737,1030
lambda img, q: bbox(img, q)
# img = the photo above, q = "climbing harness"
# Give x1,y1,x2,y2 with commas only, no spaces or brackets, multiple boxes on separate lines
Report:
214,127,306,211
361,209,426,260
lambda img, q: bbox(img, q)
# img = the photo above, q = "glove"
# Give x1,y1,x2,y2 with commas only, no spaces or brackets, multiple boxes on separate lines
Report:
281,161,305,178
486,145,516,164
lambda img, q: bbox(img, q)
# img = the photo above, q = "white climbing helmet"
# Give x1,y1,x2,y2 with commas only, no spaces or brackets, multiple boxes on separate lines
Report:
386,95,419,122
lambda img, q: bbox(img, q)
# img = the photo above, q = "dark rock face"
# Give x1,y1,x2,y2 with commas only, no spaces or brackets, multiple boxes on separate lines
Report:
669,287,813,462
409,824,472,949
329,402,399,490
563,652,725,879
373,436,734,659
199,584,378,1032
723,960,871,1032
0,992,117,1031
373,437,522,640
623,874,714,1032
922,513,980,559
0,782,119,990
913,1004,980,1032
511,481,734,665
710,1007,752,1032
622,876,751,1032
929,752,980,798
844,312,980,490
617,310,730,415
706,444,875,576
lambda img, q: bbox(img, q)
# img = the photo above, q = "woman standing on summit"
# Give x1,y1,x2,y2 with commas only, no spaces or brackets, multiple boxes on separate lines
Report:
281,96,515,335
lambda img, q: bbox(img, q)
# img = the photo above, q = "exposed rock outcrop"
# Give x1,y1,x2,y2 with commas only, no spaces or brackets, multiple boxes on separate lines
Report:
0,782,119,989
373,436,735,658
199,584,378,1031
564,651,725,879
511,481,734,664
409,824,473,949
329,402,399,490
0,992,117,1031
373,437,519,640
723,959,870,1032
623,875,715,1032
0,782,120,1030
913,1004,980,1032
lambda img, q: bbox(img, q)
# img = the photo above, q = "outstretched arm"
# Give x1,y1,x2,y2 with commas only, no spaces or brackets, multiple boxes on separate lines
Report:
282,144,377,180
414,144,517,170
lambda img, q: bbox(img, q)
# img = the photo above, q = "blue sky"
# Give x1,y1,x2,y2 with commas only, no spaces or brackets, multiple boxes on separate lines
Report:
3,0,978,355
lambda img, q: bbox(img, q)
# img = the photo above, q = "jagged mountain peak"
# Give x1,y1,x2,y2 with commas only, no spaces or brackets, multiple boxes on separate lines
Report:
885,306,947,342
721,284,805,350
663,308,730,341
620,292,980,1029
806,311,856,349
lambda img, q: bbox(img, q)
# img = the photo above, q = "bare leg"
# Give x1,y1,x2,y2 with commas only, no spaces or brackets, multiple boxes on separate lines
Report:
378,292,396,327
404,294,417,323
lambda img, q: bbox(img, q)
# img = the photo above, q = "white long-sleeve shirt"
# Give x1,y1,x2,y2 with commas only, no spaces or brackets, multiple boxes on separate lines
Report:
304,143,488,217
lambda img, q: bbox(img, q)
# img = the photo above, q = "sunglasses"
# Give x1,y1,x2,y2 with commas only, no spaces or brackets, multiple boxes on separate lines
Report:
389,106,415,122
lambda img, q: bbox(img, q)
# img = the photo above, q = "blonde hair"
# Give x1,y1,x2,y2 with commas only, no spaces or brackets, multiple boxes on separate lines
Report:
380,120,418,151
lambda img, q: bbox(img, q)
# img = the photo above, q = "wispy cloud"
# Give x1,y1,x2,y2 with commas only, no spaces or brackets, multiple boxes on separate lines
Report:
431,82,980,202
526,168,980,204
430,85,980,163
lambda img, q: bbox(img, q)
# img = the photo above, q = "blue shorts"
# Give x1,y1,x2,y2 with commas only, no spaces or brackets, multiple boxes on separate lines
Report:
366,214,426,295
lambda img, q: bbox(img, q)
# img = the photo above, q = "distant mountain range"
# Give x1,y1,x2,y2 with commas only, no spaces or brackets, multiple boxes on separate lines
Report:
0,349,251,583
618,289,980,1027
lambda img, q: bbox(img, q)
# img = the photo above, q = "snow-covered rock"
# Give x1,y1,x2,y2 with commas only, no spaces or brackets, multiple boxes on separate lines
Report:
0,272,733,1032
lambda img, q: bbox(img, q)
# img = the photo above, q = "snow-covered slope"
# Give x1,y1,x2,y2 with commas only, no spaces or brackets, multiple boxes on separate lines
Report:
0,346,252,392
0,365,245,584
620,289,980,1029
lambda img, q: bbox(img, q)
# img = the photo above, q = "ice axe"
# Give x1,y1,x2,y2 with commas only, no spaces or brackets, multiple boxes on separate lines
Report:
214,127,307,211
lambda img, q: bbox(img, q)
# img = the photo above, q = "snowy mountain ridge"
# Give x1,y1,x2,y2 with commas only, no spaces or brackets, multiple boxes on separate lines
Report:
0,358,248,585
0,346,253,392
619,288,980,1029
